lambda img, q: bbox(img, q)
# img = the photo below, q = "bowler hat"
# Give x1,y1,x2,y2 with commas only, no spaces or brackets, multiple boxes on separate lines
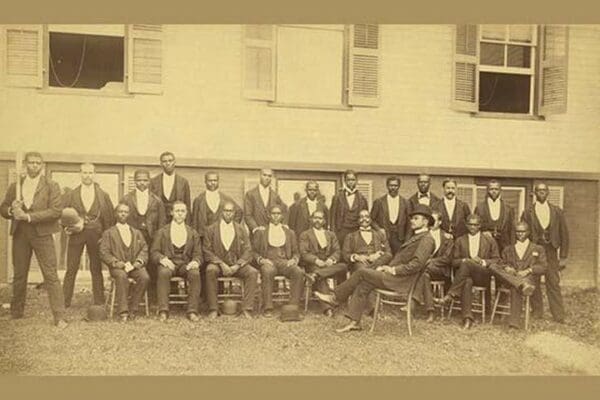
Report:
408,204,435,227
279,304,302,322
84,305,107,322
220,299,239,315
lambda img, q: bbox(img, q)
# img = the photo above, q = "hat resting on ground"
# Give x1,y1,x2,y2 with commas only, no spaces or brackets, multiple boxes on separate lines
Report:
279,304,302,322
84,305,107,322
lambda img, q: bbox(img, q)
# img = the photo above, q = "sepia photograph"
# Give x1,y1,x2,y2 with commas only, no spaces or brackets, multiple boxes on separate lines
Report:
0,18,599,378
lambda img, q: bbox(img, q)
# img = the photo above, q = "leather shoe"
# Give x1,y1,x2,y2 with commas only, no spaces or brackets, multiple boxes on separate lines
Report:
207,311,218,319
119,313,129,323
240,310,253,319
187,312,200,322
315,291,339,307
335,320,362,333
55,319,68,329
158,311,168,322
462,318,473,330
521,283,535,297
426,311,435,323
435,295,453,306
323,309,334,318
263,310,274,318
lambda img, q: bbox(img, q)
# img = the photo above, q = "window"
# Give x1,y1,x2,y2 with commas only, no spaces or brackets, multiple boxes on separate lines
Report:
3,24,163,95
452,24,569,117
242,24,380,108
476,185,526,217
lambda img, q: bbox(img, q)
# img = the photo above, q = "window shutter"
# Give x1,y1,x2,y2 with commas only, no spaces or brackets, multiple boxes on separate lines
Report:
451,25,479,112
457,183,477,210
356,180,373,209
4,25,44,88
347,24,380,107
547,186,564,208
242,25,276,101
537,25,568,116
127,24,162,94
476,185,525,218
125,173,136,193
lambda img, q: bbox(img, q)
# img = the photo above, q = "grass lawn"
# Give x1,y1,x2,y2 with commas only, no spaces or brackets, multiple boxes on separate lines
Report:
0,284,598,375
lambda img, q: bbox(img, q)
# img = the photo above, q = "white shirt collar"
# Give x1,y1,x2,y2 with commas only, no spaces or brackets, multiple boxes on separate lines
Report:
414,227,429,235
116,222,129,229
515,239,530,259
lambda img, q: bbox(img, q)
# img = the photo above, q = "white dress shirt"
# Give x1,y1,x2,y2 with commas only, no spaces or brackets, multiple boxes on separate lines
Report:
21,174,41,209
220,219,236,251
345,190,356,209
313,227,328,248
468,232,481,259
515,239,530,260
535,201,551,229
359,228,373,245
487,197,501,221
80,183,95,212
430,229,441,255
417,192,431,206
306,198,318,216
206,190,221,214
162,173,175,200
170,221,188,248
259,185,270,208
135,189,149,215
387,194,400,223
268,223,286,247
444,197,456,220
116,222,132,247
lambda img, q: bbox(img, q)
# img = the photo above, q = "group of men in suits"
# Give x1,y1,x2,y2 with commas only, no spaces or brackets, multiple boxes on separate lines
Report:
1,153,570,332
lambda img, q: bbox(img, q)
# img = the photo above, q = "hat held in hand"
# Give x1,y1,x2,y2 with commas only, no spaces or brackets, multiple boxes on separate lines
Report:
280,304,302,322
60,207,84,233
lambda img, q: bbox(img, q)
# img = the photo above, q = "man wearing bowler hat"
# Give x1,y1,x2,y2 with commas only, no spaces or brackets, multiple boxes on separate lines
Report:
315,204,435,333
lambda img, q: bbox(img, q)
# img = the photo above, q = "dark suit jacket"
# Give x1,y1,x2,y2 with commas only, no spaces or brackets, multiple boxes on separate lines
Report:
252,224,299,262
62,183,115,231
407,192,442,215
439,197,471,238
99,225,148,268
496,241,548,275
341,229,392,267
521,202,569,258
452,232,500,268
120,190,166,239
329,190,369,233
191,191,243,237
202,221,253,266
298,228,341,266
474,198,515,250
426,230,454,277
150,223,203,266
149,172,191,222
0,175,61,236
288,197,329,238
244,186,288,232
370,194,409,244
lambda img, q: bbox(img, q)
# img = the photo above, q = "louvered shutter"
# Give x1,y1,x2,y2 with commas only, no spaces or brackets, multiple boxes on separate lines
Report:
547,186,564,208
127,24,162,94
348,24,380,107
457,183,477,210
537,25,568,116
4,25,43,88
356,180,373,209
452,25,479,112
242,25,276,101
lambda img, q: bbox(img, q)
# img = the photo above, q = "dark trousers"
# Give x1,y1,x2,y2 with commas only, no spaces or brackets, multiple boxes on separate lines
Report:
334,267,388,322
11,224,65,322
157,264,201,314
259,259,304,310
63,227,105,307
140,232,157,304
205,263,258,311
490,265,536,328
531,245,565,321
306,262,348,312
387,230,401,256
422,266,450,312
109,267,149,315
447,260,491,320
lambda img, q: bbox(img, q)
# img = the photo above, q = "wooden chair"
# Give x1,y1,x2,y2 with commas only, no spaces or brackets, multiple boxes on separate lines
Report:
490,287,531,330
168,276,188,306
217,276,245,304
105,277,149,318
370,268,426,336
304,277,336,312
430,280,446,318
447,286,488,323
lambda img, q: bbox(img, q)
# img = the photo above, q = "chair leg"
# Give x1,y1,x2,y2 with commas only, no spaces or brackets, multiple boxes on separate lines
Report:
304,285,310,313
448,299,454,319
144,290,149,316
407,300,413,337
481,291,486,324
109,283,116,319
524,295,530,331
490,290,501,324
369,292,381,333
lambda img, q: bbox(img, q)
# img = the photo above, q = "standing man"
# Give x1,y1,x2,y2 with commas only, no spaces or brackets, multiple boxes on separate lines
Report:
203,201,259,319
438,214,500,329
299,210,348,317
151,201,202,322
150,151,191,224
288,180,329,238
439,178,471,239
474,179,515,253
521,182,569,323
0,152,67,327
253,205,304,318
330,170,369,247
370,176,409,254
342,210,393,273
191,171,243,239
407,174,442,214
62,163,115,308
99,202,150,322
244,168,288,236
315,204,435,333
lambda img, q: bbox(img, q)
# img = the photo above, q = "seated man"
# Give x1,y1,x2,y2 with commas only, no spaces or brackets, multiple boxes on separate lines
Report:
419,209,454,322
315,204,435,333
203,201,258,319
151,201,202,322
342,210,393,274
253,205,304,318
299,210,348,317
489,222,545,329
437,214,500,329
99,202,150,322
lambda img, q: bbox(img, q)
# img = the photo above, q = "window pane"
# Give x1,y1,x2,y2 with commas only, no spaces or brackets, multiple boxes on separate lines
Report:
509,25,533,43
479,72,531,114
481,25,506,40
480,43,505,66
507,45,531,68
